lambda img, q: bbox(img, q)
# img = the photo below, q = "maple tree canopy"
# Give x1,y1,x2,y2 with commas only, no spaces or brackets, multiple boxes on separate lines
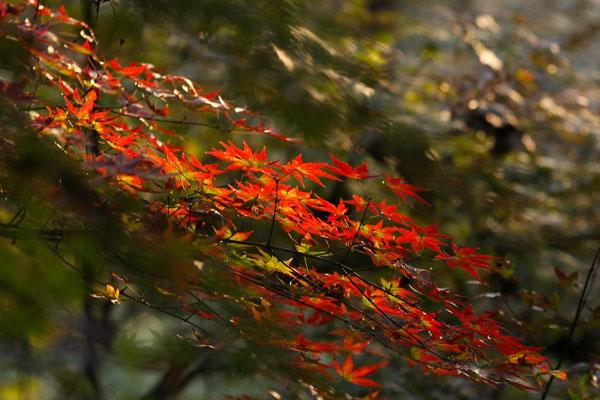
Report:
0,1,565,398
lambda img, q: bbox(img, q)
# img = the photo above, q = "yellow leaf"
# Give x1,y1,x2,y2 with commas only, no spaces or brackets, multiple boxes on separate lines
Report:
248,249,295,277
105,284,120,304
550,370,567,380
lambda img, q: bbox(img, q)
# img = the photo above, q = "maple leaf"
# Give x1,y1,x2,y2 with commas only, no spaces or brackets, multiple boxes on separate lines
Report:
290,333,337,353
213,226,253,242
546,370,567,381
340,336,368,354
91,284,120,304
245,249,295,277
346,194,369,211
435,243,494,279
114,174,144,193
208,141,272,173
281,154,339,187
331,355,387,387
369,249,400,267
65,90,97,122
385,176,429,206
108,59,149,78
106,284,120,302
327,154,370,180
371,200,413,225
397,225,445,253
67,40,94,56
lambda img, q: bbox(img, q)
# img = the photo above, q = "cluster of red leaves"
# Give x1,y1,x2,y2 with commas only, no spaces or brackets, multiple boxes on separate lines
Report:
0,1,560,396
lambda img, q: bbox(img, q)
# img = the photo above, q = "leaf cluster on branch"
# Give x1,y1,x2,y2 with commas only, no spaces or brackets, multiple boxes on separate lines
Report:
0,1,562,397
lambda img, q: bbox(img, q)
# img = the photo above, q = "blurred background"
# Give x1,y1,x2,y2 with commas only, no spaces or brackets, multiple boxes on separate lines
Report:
2,0,600,399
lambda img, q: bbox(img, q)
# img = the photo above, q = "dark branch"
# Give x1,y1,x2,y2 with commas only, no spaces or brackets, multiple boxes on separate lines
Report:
540,245,600,400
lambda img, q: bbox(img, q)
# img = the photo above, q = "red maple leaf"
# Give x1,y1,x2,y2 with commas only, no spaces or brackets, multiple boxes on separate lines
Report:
331,355,387,387
435,243,494,279
281,154,339,187
397,225,445,253
327,154,370,180
208,141,272,173
385,176,429,206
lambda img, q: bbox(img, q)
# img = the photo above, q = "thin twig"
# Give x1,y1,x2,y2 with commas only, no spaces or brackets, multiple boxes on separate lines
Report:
339,198,371,266
110,110,219,129
266,179,279,249
540,245,600,400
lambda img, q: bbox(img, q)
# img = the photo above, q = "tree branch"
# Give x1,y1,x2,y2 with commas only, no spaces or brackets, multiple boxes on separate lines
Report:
540,245,600,400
